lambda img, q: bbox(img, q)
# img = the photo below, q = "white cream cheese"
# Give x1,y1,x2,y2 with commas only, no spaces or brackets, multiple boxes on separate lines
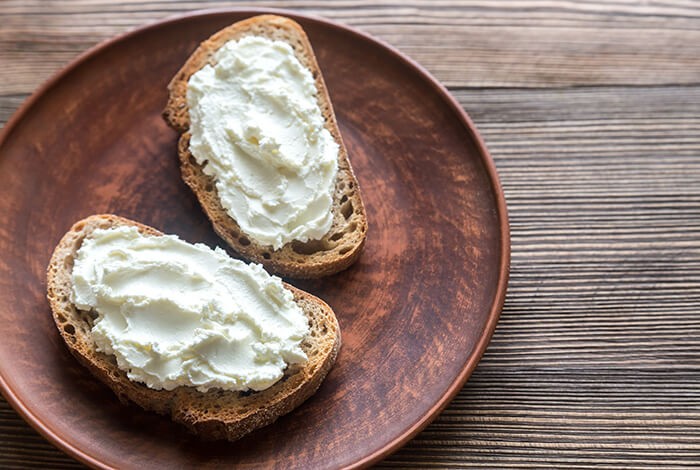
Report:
70,226,309,393
186,35,339,250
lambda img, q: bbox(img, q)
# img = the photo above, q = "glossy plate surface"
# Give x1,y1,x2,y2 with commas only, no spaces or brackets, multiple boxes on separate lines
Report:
0,9,509,469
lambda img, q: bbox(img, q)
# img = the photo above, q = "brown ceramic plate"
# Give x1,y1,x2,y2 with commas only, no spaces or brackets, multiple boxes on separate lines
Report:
0,8,509,470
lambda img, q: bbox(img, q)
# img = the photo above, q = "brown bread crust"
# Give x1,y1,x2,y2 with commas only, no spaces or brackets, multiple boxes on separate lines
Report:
163,15,367,278
46,214,341,441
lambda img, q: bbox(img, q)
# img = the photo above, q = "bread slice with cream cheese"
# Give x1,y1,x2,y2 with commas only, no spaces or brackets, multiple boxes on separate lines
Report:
163,14,367,278
46,214,341,441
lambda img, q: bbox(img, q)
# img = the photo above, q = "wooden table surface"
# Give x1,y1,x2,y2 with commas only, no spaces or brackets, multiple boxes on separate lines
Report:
2,1,699,468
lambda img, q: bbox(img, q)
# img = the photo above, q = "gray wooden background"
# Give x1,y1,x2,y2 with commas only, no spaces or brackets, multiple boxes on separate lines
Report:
1,1,699,467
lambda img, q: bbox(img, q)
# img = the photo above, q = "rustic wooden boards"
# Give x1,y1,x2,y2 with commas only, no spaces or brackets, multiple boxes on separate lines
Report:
2,1,700,90
1,1,699,468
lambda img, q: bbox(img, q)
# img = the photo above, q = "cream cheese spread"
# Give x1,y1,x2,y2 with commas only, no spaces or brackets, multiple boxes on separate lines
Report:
186,35,339,250
70,226,309,392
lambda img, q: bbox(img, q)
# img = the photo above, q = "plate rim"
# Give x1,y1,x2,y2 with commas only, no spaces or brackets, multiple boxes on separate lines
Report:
0,7,510,469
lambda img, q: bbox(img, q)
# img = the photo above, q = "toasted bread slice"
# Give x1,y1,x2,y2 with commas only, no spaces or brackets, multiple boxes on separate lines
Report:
163,15,367,279
46,214,341,441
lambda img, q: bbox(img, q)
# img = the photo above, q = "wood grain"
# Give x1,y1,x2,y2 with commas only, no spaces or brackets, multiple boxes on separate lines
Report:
2,0,700,92
2,1,700,469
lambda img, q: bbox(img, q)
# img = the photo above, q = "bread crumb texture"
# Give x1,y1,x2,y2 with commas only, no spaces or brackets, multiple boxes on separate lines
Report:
46,214,341,441
163,15,367,278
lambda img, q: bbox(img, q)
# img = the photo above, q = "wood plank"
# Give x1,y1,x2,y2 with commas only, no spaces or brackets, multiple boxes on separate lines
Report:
1,1,700,93
0,94,26,127
382,371,700,468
